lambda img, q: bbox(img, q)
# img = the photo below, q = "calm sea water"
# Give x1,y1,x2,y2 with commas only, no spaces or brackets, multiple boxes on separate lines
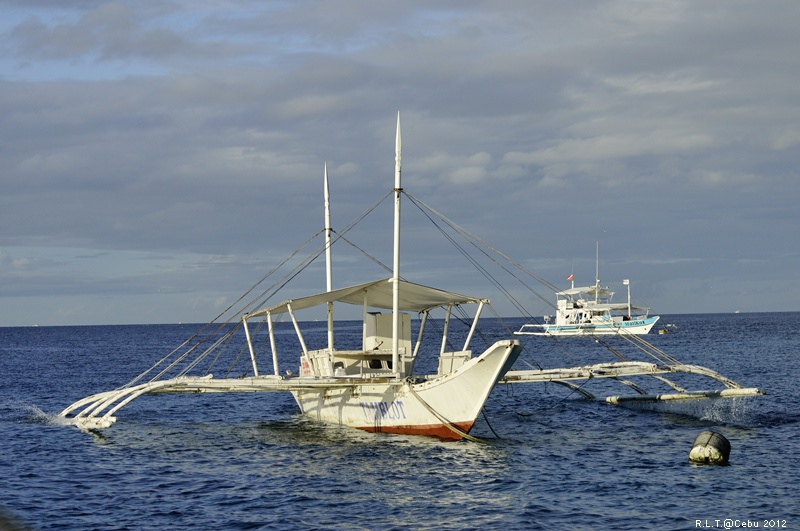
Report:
2,312,798,530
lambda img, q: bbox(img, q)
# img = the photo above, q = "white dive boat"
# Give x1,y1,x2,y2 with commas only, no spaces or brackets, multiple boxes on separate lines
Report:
61,114,522,440
516,281,659,336
516,249,658,336
60,115,762,440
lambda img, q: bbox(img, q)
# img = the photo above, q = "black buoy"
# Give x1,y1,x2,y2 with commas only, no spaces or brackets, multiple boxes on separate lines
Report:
689,431,731,464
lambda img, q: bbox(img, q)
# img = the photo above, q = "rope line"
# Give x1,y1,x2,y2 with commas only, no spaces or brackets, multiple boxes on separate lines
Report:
406,384,485,443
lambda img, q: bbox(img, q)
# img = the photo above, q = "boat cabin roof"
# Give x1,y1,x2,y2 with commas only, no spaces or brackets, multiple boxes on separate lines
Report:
246,277,486,318
582,302,650,312
556,286,614,298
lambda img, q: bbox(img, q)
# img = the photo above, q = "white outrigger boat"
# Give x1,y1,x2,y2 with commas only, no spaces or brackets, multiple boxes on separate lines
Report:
60,115,763,440
60,115,523,440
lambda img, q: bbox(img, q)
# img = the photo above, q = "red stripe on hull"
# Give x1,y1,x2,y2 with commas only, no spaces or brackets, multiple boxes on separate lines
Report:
358,421,475,440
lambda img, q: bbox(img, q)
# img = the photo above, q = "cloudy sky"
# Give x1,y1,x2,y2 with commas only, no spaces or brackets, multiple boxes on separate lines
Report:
2,1,798,326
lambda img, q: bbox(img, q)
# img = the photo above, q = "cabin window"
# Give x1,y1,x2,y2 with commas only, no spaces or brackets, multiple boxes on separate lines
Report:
367,359,393,370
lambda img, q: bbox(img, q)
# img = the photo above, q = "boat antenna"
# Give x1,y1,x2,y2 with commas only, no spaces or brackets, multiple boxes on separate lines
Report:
324,162,334,352
595,240,600,303
392,112,402,377
623,278,631,318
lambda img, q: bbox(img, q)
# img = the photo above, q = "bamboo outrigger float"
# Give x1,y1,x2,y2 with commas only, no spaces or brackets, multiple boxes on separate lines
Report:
60,115,763,440
501,361,762,403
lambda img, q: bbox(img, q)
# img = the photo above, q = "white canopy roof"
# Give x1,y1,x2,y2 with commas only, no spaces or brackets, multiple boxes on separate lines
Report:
246,278,486,318
556,286,614,298
586,303,650,312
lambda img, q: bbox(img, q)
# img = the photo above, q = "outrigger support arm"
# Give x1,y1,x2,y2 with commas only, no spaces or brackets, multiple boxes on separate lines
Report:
500,361,765,404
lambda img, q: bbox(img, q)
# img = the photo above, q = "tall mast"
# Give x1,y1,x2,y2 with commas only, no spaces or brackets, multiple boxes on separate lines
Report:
324,163,334,352
392,112,402,377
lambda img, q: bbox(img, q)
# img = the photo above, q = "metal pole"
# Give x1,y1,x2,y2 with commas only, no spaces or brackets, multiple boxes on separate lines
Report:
324,163,334,353
392,112,402,377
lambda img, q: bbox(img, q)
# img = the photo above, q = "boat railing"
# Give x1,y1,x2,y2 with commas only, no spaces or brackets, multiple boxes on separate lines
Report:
437,350,472,374
515,324,544,335
305,348,411,378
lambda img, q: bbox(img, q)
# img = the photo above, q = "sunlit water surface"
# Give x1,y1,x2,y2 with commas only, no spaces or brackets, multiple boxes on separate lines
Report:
2,313,798,530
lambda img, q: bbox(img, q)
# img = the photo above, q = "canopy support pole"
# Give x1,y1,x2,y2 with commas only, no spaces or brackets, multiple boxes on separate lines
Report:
267,312,279,376
440,305,452,356
287,303,308,356
242,317,260,377
463,301,484,351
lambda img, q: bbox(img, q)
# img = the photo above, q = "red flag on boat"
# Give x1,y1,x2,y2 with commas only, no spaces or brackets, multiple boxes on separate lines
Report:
567,274,573,281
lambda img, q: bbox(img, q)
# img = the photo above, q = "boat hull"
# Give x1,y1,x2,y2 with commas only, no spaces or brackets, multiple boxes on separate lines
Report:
291,339,522,439
526,315,660,336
